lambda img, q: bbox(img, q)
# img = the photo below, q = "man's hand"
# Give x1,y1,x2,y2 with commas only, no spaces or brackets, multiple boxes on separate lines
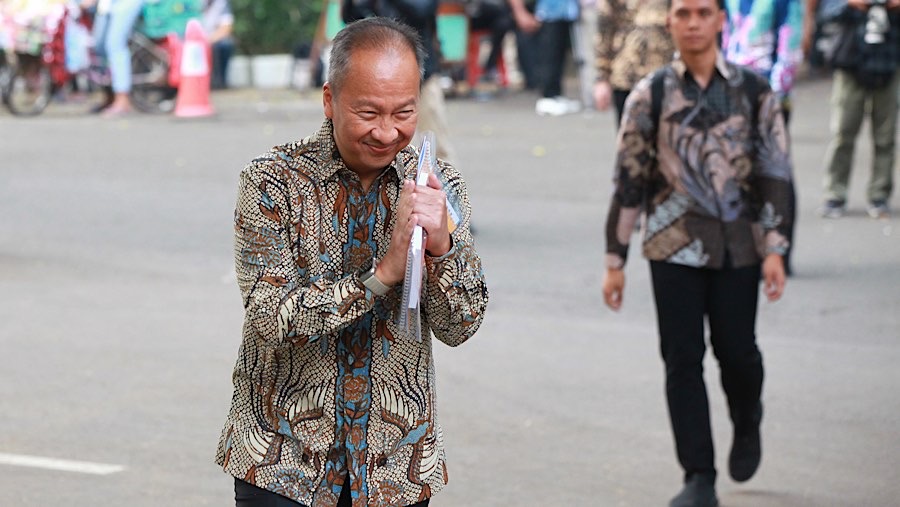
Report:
376,175,451,286
512,9,541,33
847,0,869,11
593,80,613,111
762,254,786,302
376,180,416,286
602,267,626,311
414,173,452,257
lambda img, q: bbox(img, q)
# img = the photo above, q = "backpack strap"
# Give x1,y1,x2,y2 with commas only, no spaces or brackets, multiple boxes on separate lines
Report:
737,66,764,138
650,67,667,131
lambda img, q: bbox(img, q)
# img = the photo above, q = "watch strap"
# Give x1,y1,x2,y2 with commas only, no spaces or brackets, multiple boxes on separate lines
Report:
360,265,391,296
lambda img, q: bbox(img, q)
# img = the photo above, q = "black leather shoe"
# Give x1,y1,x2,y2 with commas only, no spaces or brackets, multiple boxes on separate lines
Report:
669,474,718,507
729,404,763,482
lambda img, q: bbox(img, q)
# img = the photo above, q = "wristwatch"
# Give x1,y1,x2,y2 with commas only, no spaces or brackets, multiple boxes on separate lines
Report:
359,263,392,296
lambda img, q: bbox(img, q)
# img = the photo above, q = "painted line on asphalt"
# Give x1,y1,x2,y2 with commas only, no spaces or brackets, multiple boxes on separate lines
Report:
0,453,125,475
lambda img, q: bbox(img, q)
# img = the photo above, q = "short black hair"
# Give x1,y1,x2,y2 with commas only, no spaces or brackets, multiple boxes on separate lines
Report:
666,0,725,10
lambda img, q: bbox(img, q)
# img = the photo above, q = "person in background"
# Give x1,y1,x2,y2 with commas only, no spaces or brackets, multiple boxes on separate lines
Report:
593,0,674,127
721,0,803,274
807,0,899,219
201,0,234,90
508,0,582,115
87,0,145,117
602,0,793,504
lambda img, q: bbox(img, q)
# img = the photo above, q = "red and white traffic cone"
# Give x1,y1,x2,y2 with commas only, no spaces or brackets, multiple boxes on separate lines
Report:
174,19,214,118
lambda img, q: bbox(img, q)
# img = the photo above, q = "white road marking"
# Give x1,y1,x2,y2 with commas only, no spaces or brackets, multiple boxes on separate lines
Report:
0,453,125,475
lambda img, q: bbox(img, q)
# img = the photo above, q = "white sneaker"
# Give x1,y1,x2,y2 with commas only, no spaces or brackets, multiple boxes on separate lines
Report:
535,96,582,116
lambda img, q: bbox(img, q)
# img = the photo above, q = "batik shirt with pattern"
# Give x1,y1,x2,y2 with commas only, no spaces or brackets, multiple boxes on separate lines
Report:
216,120,489,507
594,0,675,91
722,0,804,98
605,53,793,270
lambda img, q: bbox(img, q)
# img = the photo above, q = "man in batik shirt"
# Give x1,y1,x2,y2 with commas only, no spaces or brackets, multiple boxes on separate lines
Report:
593,0,675,126
602,0,793,505
215,18,488,507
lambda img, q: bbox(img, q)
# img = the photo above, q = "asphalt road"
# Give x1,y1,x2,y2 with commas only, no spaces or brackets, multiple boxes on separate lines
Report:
1,76,898,506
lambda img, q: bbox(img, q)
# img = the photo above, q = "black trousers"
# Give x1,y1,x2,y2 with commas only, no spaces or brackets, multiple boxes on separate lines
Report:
612,88,630,129
235,478,430,507
649,260,764,481
534,20,572,98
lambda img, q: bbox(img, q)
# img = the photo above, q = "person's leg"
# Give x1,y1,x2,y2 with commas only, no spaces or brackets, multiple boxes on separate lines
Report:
484,5,513,74
514,29,538,90
707,262,763,422
212,38,235,89
822,69,868,205
612,88,630,128
103,0,144,113
234,478,307,507
707,262,763,482
536,20,569,98
866,70,898,206
649,261,716,482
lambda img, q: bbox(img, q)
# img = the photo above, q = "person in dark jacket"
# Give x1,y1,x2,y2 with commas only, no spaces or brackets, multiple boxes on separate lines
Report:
809,0,900,219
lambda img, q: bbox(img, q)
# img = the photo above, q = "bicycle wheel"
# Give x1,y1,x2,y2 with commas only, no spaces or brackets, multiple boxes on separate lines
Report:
129,34,175,114
3,54,52,116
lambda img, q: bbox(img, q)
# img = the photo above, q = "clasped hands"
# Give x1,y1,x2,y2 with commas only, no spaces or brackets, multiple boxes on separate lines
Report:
374,174,451,287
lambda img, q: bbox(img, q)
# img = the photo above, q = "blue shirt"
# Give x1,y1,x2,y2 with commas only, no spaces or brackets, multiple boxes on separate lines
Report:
535,0,579,22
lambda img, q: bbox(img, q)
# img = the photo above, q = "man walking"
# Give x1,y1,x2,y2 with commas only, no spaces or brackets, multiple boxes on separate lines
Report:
215,18,488,507
601,0,793,505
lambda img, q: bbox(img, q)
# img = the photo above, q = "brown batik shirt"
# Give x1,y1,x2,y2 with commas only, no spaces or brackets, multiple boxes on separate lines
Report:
605,53,793,270
216,120,488,507
594,0,675,91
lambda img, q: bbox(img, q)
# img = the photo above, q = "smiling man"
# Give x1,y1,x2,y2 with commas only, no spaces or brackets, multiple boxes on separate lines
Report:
215,17,488,507
601,0,793,505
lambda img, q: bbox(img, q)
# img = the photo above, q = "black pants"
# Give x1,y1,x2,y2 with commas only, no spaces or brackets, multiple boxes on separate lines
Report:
649,260,764,481
235,478,430,507
612,88,630,128
533,20,572,98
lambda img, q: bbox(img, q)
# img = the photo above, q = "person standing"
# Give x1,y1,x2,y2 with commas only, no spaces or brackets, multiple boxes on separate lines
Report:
601,0,793,504
215,17,488,507
87,0,145,117
201,0,235,90
809,0,899,219
721,0,803,273
593,0,674,126
508,0,583,115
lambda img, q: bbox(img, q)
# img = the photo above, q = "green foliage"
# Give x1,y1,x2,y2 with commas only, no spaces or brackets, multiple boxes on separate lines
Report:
231,0,324,55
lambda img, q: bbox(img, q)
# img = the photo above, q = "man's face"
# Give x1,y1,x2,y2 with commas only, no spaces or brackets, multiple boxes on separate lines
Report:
667,0,724,56
323,46,420,176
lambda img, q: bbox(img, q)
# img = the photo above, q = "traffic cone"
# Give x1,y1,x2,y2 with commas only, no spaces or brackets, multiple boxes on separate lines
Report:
174,19,214,118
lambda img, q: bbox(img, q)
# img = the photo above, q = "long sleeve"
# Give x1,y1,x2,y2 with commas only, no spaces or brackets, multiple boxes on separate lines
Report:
753,90,794,255
604,78,655,269
234,161,375,347
421,162,488,347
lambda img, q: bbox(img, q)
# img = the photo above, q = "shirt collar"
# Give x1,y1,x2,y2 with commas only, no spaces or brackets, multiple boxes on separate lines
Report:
314,119,410,184
671,50,733,81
